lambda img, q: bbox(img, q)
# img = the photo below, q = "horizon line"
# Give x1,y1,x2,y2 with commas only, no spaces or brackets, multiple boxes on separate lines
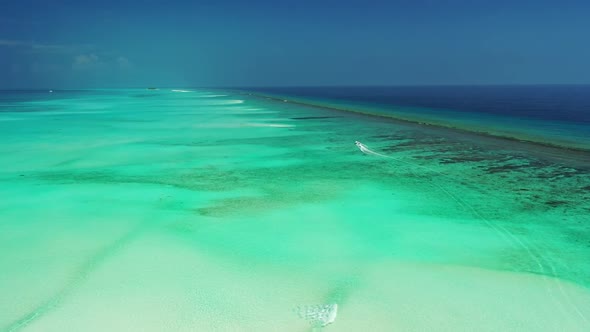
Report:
2,83,590,91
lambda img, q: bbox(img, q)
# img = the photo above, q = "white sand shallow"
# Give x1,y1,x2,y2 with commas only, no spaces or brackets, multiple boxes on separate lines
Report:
18,233,590,332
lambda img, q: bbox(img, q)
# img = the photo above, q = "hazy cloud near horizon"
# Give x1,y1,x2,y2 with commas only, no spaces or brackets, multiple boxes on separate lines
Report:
0,37,135,87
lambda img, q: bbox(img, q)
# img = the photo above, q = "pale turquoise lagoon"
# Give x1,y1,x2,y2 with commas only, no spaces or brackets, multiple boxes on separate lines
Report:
1,89,589,331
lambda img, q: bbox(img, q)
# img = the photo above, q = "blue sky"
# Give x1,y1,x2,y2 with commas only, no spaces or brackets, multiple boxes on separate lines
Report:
1,0,589,88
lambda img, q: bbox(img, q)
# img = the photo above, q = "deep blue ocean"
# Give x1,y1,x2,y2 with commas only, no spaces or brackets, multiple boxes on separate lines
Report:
246,85,590,150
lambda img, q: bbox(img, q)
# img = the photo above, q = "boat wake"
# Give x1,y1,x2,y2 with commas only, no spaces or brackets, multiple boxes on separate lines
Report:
355,141,390,158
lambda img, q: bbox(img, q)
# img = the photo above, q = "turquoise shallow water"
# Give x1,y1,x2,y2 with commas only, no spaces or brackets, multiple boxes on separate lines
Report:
1,89,589,331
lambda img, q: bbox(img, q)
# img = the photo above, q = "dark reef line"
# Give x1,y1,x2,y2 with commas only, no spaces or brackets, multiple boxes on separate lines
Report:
234,90,590,163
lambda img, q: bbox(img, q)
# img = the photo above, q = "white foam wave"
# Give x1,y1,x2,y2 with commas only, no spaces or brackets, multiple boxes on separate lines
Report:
243,123,294,128
295,304,338,327
215,100,244,105
34,111,110,115
190,99,244,105
171,89,192,93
